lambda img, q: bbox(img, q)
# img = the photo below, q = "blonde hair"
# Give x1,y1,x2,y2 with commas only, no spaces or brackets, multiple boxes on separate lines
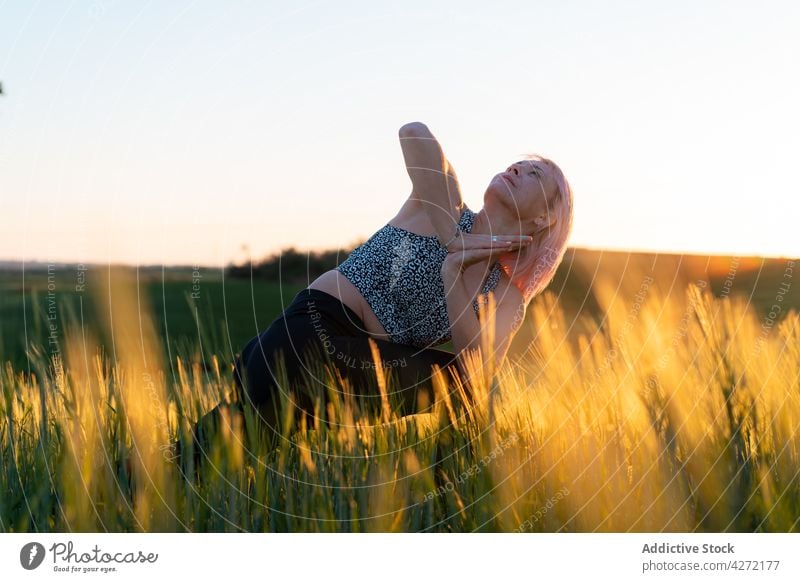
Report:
497,154,574,304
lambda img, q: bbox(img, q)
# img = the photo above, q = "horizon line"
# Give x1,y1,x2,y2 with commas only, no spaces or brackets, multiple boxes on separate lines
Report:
0,244,796,271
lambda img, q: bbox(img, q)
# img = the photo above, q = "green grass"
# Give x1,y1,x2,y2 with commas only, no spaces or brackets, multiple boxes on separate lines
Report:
1,258,798,532
0,267,306,371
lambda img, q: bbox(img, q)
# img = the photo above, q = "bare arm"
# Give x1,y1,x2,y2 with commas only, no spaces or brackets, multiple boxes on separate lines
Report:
398,122,464,245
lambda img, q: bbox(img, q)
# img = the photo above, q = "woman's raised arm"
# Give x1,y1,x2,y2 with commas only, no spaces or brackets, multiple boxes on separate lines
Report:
398,122,465,245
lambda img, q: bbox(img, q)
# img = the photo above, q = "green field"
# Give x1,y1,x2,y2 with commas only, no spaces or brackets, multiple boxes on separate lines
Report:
1,249,798,532
0,266,306,373
2,249,796,374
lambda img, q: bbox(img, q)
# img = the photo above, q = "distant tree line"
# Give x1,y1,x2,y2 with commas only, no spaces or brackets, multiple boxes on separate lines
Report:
225,244,361,283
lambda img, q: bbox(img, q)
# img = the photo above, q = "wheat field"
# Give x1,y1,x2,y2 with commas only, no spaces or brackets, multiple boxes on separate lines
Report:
1,263,798,533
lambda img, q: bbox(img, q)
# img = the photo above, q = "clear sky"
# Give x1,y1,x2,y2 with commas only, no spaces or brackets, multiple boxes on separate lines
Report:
1,0,798,267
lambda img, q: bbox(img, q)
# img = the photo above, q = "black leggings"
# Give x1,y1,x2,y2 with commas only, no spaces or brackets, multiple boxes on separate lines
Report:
173,289,465,471
230,288,464,433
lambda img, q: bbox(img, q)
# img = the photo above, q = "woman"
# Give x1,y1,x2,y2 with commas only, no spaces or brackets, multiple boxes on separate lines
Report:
183,121,574,460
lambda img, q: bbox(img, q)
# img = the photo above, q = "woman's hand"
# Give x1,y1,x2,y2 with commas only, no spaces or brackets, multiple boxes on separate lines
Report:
443,232,532,274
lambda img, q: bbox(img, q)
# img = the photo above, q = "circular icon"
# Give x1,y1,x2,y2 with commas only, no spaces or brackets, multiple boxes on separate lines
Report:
20,542,46,570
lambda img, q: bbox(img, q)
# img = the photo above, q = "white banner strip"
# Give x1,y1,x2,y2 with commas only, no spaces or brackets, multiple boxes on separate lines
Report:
2,533,798,581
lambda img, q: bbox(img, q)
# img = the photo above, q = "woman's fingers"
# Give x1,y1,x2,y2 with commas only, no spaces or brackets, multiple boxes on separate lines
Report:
447,232,531,253
456,232,533,249
466,232,533,243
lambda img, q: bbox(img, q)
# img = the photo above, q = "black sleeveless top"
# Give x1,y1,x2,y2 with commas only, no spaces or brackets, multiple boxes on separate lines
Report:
336,207,502,348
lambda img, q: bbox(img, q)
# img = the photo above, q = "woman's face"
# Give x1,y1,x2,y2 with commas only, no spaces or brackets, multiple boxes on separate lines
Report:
484,159,558,234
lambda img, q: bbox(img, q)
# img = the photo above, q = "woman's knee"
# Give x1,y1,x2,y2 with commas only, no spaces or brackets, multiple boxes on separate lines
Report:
238,337,297,410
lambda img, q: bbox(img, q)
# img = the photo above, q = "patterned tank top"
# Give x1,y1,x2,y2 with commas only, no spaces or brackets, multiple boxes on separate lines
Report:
336,207,502,348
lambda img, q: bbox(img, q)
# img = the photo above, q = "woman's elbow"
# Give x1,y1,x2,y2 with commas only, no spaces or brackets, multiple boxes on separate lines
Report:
399,121,430,137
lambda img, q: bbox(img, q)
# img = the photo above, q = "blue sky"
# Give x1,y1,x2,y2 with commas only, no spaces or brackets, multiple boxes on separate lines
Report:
1,0,798,266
